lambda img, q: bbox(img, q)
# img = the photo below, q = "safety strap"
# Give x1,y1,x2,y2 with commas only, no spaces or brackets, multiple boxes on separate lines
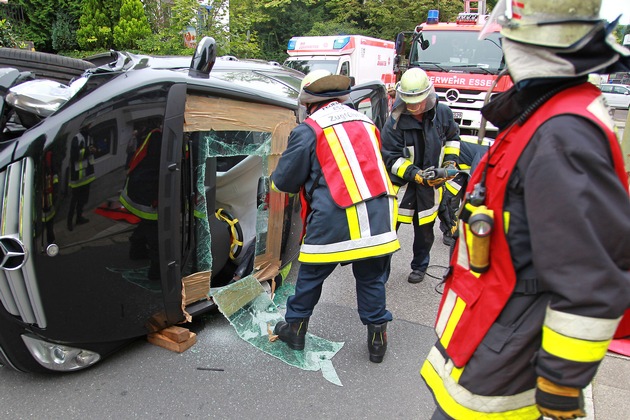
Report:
304,173,322,203
215,208,244,260
513,277,538,295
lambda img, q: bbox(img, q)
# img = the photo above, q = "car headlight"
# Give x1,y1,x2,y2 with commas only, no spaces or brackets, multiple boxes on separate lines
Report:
22,335,101,371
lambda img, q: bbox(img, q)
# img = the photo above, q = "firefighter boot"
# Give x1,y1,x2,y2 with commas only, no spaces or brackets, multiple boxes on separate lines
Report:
408,269,425,283
367,323,388,363
273,318,309,350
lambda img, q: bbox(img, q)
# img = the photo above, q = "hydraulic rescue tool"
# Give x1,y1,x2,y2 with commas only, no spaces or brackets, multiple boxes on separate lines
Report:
414,163,461,187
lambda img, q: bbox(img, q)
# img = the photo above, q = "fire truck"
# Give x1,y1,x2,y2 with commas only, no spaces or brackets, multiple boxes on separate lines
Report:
284,35,396,90
394,0,512,139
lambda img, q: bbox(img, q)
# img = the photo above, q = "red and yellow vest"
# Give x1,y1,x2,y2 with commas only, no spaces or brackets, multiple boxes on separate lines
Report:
304,102,392,208
435,83,628,367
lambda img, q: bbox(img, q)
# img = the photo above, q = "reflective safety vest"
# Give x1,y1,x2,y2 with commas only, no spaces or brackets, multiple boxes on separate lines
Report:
422,82,628,418
68,132,95,188
433,82,628,368
297,102,399,263
305,102,392,208
42,152,58,222
120,128,162,221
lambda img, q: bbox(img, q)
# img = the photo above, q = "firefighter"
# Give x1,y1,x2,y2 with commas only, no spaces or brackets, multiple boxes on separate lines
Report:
270,70,400,363
42,150,59,245
422,1,630,419
439,137,490,248
67,125,96,231
380,68,461,283
120,125,162,281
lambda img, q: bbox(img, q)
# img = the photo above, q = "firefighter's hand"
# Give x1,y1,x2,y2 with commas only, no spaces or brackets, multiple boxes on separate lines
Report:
535,377,586,420
427,178,448,187
414,172,425,185
442,160,458,171
413,171,443,186
414,168,448,187
387,86,397,99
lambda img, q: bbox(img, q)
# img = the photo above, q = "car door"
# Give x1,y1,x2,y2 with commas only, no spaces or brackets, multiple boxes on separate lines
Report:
344,81,389,130
614,85,630,109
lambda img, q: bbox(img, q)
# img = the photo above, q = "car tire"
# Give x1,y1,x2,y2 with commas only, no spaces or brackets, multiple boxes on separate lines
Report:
0,48,95,84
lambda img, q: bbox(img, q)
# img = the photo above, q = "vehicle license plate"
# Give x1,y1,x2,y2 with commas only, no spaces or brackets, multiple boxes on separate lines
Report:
453,112,463,120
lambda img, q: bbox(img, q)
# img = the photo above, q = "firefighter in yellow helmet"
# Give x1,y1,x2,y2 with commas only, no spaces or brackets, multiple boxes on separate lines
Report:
422,1,630,419
380,67,461,284
270,69,400,362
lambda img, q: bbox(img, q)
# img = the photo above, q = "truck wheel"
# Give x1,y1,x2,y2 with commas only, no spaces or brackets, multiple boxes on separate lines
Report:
0,48,95,84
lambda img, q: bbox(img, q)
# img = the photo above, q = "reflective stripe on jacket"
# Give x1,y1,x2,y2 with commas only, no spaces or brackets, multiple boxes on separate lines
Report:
120,129,162,220
68,132,95,188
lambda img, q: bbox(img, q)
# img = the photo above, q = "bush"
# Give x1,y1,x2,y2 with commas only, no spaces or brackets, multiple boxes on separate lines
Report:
0,19,18,48
52,13,78,52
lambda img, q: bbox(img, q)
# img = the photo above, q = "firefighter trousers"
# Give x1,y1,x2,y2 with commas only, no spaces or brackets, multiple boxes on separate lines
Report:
285,255,393,325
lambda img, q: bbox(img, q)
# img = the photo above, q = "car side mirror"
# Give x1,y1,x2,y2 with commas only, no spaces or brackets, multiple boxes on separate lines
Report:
189,37,217,79
420,36,430,51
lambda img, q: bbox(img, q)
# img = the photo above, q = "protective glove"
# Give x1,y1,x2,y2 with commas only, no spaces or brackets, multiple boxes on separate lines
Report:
414,167,450,187
535,377,586,420
442,160,458,171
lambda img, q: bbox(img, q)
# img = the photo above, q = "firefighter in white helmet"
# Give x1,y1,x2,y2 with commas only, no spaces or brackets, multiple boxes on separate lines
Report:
270,69,400,363
380,67,461,284
422,1,630,419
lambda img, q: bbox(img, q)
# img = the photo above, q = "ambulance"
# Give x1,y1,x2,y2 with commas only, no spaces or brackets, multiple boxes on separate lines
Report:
394,0,512,139
284,35,396,90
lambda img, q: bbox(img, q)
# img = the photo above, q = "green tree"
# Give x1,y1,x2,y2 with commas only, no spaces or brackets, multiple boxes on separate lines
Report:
197,0,231,55
249,0,322,62
136,0,200,55
226,0,266,58
76,0,113,50
143,0,169,34
52,11,78,51
0,19,19,48
9,0,56,50
113,0,152,50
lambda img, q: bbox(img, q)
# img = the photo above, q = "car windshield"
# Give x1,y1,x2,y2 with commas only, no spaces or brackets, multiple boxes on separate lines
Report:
410,30,504,74
284,59,339,75
212,69,300,99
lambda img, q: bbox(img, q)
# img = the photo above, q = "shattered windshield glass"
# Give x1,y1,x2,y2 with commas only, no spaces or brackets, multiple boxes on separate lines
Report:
205,130,271,156
211,276,344,386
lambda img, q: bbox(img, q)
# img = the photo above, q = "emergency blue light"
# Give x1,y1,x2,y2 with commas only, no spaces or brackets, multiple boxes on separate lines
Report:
427,9,439,24
333,36,351,49
287,39,296,50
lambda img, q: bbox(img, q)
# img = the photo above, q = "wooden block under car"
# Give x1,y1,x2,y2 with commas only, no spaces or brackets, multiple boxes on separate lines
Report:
147,327,197,353
159,325,191,343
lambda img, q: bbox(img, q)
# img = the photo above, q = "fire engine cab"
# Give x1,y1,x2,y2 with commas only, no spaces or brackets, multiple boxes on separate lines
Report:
394,0,512,139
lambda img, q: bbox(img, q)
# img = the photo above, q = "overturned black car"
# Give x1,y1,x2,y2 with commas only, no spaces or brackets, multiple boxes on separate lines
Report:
0,38,389,373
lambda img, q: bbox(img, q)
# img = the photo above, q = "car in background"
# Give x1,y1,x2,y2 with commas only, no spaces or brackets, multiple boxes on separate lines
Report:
601,83,630,110
0,38,388,373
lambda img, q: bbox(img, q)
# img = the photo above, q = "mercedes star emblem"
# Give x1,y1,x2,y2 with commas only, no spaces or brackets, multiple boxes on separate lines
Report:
0,236,28,270
445,89,460,103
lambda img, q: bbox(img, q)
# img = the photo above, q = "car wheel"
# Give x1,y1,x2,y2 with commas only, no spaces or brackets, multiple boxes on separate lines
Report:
0,48,95,84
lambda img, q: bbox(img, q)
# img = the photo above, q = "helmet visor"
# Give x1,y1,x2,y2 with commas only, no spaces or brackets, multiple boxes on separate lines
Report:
403,90,437,115
479,0,509,41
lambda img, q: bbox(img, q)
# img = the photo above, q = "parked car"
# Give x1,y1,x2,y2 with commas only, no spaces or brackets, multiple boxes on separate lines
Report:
0,38,388,373
601,83,630,110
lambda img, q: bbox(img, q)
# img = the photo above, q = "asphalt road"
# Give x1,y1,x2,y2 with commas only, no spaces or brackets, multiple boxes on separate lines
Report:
0,225,447,419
